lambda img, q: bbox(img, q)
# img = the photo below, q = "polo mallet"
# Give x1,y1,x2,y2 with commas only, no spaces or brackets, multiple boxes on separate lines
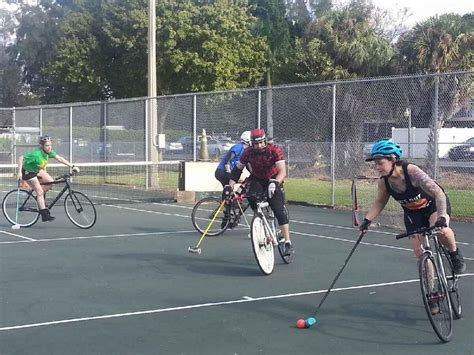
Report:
188,199,226,254
351,177,359,226
12,179,21,230
297,230,366,328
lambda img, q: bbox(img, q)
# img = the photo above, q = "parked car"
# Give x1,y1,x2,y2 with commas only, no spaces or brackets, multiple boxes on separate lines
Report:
448,137,474,161
167,136,235,159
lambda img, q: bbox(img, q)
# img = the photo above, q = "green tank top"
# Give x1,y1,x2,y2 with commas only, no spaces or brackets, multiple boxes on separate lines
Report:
22,148,57,173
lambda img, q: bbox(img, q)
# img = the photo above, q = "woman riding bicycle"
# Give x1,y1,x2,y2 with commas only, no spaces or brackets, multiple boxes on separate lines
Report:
16,136,80,222
359,139,466,277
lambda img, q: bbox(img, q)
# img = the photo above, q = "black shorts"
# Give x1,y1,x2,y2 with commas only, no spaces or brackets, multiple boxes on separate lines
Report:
21,169,38,181
403,196,452,234
246,176,289,225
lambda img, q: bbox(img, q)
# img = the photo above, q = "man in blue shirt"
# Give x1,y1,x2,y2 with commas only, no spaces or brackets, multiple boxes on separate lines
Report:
215,131,251,197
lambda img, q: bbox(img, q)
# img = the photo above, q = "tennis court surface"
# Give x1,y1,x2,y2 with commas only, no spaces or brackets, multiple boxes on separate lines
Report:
1,196,472,354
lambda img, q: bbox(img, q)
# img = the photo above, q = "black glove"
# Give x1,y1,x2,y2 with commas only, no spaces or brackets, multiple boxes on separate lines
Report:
359,218,371,232
435,216,447,228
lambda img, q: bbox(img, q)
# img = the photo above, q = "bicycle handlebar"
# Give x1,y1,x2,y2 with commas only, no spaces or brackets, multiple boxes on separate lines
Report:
396,225,439,240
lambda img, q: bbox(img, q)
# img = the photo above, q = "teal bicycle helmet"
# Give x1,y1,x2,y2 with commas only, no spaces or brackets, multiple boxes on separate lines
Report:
366,139,402,161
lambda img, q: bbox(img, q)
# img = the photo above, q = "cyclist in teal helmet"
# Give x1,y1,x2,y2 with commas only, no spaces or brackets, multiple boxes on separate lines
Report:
361,139,466,283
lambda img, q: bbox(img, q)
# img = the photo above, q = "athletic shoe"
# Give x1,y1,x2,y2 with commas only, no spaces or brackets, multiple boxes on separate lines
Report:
428,300,440,315
284,241,294,256
450,249,466,274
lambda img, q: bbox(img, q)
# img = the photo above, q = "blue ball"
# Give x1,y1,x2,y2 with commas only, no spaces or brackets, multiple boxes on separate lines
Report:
305,317,317,327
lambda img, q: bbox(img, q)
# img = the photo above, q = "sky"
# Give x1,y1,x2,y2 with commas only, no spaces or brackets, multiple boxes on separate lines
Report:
366,0,473,26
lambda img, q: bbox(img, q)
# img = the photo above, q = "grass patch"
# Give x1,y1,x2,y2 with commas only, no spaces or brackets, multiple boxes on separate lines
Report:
285,178,474,219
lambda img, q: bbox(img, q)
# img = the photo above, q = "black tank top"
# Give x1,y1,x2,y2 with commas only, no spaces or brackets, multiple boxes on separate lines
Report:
383,161,431,210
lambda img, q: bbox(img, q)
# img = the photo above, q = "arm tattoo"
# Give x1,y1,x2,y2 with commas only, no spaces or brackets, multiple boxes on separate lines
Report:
409,165,447,216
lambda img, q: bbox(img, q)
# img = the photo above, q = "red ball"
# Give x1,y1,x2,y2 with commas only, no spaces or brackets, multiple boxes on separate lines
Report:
296,319,306,329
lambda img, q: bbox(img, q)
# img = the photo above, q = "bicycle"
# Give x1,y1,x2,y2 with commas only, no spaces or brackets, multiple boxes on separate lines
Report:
250,193,294,275
2,172,97,229
396,225,462,343
191,182,250,237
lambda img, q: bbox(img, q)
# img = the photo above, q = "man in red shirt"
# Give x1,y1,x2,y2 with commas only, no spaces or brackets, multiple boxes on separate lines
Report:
229,128,293,255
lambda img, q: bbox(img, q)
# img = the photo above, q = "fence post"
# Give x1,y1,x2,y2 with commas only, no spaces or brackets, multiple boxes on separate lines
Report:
39,107,43,136
257,89,261,128
69,105,73,163
331,84,336,208
193,94,197,162
433,76,439,180
12,107,16,164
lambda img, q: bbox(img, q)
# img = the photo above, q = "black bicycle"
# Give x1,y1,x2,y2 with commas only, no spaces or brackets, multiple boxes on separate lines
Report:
191,183,250,237
2,173,97,229
396,225,462,342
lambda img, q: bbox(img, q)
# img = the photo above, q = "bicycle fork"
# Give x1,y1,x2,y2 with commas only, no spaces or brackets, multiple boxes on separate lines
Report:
256,203,278,247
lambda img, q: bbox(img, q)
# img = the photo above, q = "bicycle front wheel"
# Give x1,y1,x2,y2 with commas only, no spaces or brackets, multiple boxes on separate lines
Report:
250,215,274,275
274,205,294,264
2,189,40,227
191,197,229,236
64,191,97,229
440,246,462,319
419,253,453,343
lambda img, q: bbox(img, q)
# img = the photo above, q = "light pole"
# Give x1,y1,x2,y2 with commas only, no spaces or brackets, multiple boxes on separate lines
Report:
404,108,412,158
148,0,158,163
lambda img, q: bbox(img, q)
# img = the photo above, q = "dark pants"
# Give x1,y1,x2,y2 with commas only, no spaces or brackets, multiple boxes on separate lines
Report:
215,168,231,200
246,175,288,225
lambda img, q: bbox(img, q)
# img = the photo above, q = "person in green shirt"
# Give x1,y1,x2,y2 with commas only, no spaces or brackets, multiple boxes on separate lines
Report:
16,136,80,222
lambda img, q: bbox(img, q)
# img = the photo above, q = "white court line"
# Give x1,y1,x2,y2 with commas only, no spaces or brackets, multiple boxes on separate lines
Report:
0,230,36,241
293,231,474,261
1,218,473,261
105,203,473,246
1,275,472,332
0,230,196,244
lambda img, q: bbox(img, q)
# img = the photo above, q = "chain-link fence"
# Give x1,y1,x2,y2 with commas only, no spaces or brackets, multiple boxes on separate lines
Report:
1,71,472,219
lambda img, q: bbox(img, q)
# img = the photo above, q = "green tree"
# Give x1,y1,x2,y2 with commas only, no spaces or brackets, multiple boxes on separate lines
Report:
0,7,38,108
156,0,268,94
397,13,473,73
396,14,473,176
295,0,395,81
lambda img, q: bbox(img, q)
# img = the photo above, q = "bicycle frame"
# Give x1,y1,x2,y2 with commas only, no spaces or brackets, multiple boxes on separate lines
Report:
421,232,449,286
41,178,73,211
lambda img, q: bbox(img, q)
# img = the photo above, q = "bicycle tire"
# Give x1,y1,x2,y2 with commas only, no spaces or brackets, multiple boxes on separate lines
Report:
64,191,97,229
439,245,462,319
419,253,453,342
274,205,294,264
191,197,229,236
2,189,40,227
250,214,274,275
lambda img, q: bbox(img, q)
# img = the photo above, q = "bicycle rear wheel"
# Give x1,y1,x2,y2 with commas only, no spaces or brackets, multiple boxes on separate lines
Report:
191,197,229,236
419,253,453,342
250,215,274,275
440,245,462,319
2,189,40,227
64,191,97,229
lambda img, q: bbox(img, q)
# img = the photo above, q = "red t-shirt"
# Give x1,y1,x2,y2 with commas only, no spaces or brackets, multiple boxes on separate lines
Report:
237,143,284,180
